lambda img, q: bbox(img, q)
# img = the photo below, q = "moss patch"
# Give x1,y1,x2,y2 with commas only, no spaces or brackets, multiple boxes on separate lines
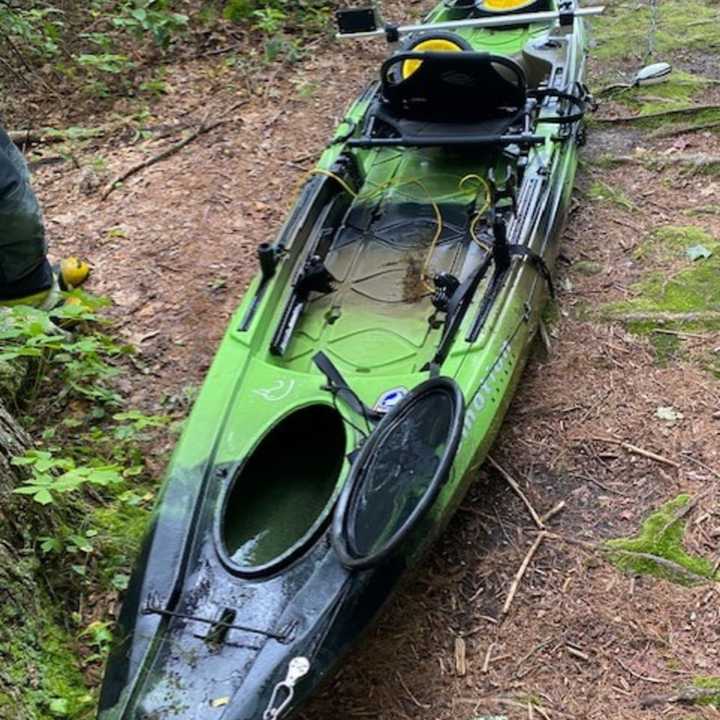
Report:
649,331,681,366
610,70,717,118
634,225,716,262
0,559,93,719
600,225,720,334
92,499,151,589
606,495,716,586
591,0,720,133
694,677,720,708
593,0,720,65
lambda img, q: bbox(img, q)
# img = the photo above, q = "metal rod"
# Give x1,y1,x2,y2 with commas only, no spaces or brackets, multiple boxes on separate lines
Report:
337,5,605,39
142,604,291,641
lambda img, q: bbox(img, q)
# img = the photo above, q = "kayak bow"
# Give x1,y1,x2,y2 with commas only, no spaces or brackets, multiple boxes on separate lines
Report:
98,1,600,717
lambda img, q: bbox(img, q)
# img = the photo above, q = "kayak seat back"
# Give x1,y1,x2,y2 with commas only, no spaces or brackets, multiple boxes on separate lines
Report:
349,50,541,148
381,51,527,123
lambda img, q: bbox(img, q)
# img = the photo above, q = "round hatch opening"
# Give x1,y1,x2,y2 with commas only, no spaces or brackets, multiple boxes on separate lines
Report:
219,404,346,575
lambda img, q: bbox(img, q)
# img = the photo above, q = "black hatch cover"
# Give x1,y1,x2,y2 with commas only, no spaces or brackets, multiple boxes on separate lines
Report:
331,377,465,570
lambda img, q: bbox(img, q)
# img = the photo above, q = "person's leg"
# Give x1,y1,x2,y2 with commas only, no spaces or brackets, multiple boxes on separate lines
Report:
0,126,53,302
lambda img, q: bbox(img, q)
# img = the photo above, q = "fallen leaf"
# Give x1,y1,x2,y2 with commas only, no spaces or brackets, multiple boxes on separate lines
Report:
656,406,683,422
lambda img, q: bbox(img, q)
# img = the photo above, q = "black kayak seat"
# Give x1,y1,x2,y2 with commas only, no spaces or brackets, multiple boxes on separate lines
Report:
381,50,527,123
351,51,542,148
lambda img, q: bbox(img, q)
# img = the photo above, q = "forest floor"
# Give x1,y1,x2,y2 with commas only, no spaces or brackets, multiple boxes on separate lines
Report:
9,0,720,718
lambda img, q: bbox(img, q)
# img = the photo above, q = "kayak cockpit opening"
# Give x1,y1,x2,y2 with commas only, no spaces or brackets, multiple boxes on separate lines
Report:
218,404,346,576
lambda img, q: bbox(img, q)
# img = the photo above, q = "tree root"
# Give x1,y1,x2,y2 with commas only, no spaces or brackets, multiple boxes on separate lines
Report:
596,104,720,124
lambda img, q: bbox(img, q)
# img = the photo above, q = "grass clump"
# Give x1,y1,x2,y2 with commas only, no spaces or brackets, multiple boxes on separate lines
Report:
606,495,716,586
587,180,636,210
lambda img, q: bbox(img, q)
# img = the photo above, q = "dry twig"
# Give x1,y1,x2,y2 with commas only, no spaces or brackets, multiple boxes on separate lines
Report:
455,637,467,677
584,437,679,468
102,116,221,200
481,642,495,673
540,500,566,525
488,456,545,529
502,532,547,616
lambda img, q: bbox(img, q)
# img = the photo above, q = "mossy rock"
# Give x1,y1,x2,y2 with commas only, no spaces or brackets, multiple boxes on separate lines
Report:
606,495,716,586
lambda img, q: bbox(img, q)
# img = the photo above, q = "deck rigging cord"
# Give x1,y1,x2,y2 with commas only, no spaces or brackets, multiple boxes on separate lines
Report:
308,167,492,292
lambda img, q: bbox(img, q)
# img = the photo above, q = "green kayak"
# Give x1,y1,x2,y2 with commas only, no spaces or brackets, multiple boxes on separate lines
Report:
98,1,602,717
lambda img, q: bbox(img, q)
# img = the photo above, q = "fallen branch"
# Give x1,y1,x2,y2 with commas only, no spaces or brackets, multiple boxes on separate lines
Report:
640,686,720,709
646,153,720,172
101,101,247,201
501,531,547,616
8,127,108,146
596,103,720,124
652,328,711,340
488,456,545,529
101,118,224,199
651,120,720,139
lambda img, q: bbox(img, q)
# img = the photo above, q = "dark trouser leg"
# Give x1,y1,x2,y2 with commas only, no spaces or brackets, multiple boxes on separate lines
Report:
0,126,51,300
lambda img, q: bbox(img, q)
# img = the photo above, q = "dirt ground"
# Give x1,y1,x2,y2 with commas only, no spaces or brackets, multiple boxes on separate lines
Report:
17,0,720,717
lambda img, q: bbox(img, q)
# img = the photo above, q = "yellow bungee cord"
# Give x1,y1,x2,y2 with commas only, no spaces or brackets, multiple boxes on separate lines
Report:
307,167,493,294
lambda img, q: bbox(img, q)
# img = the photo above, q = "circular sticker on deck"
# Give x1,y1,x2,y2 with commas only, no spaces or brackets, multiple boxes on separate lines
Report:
374,387,408,414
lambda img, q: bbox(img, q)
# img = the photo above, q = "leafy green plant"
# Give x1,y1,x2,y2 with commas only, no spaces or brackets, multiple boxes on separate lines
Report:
79,621,113,664
113,410,169,434
0,6,65,59
252,6,287,34
76,53,133,74
113,1,189,49
0,298,127,404
264,35,303,63
12,450,122,505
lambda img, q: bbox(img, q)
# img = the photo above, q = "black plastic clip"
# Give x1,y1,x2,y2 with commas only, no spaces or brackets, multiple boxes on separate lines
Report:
558,1,574,27
384,23,400,43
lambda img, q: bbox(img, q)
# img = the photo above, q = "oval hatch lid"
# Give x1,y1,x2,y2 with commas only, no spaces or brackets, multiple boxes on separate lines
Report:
331,376,465,570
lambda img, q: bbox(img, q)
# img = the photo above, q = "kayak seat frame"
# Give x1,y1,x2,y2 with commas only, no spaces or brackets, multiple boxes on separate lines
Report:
349,51,545,148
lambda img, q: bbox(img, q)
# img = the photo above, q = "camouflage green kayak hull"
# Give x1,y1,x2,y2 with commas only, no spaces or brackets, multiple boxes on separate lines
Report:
98,2,593,718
